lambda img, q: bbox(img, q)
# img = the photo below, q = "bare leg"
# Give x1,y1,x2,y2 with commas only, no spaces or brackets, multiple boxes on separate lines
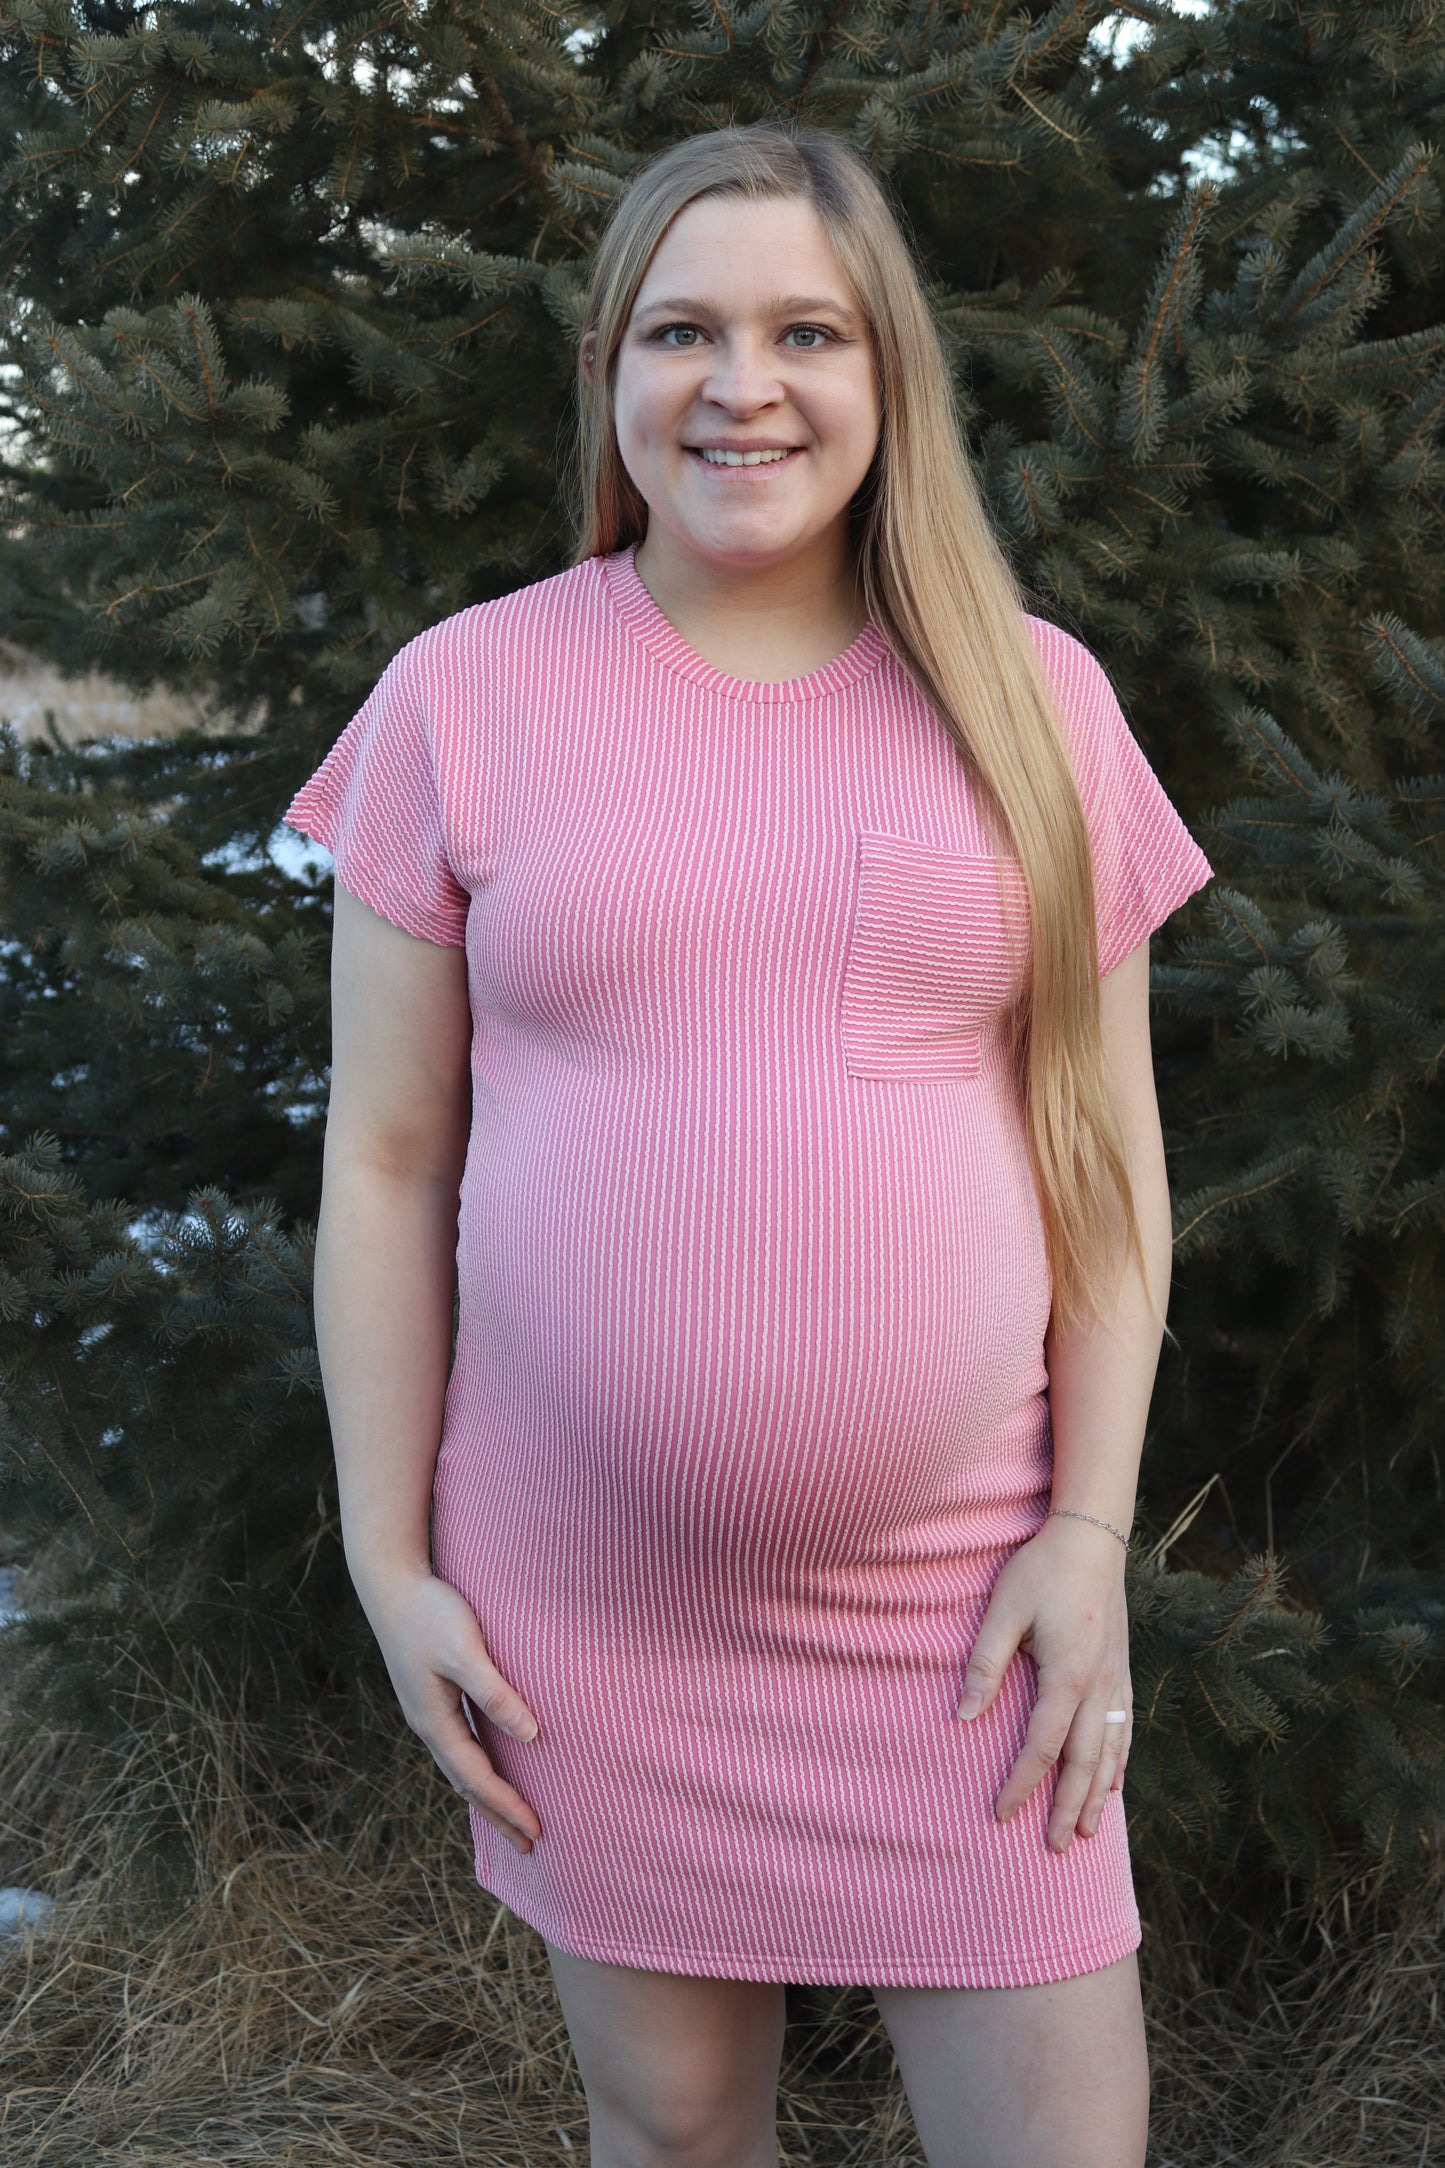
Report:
543,1939,788,2168
870,1950,1148,2168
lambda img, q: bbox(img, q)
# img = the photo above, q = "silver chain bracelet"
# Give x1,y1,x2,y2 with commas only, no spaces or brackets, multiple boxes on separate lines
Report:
1045,1507,1132,1552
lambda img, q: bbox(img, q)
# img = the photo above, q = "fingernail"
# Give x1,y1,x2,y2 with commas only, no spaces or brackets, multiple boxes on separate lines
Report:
511,1715,538,1741
956,1689,983,1720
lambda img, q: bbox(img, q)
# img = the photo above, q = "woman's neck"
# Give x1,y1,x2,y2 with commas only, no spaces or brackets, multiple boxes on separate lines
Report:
631,531,868,682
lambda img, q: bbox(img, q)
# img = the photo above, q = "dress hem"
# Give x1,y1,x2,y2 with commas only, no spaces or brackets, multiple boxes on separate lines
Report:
478,1876,1142,1990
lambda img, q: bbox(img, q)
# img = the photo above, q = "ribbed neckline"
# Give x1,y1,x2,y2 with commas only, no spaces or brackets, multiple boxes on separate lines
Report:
598,541,890,705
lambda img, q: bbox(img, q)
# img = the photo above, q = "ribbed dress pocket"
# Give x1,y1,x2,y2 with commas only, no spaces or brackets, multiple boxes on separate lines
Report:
840,830,1029,1081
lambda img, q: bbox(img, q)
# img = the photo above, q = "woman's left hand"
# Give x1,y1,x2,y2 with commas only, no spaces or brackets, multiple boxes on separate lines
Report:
955,1515,1132,1854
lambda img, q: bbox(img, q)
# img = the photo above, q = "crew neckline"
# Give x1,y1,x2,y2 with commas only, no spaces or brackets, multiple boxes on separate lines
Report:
598,541,890,704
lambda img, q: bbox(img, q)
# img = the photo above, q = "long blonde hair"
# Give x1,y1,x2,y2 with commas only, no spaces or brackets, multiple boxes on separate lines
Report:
566,121,1158,1336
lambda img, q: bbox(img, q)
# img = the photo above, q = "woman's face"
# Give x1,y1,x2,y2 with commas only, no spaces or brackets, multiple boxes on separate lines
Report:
606,192,882,573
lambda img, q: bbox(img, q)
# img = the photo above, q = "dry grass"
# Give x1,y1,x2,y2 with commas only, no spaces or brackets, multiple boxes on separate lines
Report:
0,1651,1439,2168
1136,1861,1441,2167
0,636,258,745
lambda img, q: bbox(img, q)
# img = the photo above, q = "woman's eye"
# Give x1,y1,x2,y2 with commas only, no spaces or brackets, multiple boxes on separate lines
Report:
648,323,834,349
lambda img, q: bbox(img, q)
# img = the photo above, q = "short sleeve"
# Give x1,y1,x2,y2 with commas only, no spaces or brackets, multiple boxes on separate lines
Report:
1033,623,1215,978
281,637,470,947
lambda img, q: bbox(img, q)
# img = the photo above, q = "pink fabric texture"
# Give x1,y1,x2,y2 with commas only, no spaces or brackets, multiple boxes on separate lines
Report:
283,542,1215,1987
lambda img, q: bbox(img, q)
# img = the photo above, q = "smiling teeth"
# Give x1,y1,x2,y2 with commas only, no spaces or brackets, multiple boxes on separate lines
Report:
697,447,794,465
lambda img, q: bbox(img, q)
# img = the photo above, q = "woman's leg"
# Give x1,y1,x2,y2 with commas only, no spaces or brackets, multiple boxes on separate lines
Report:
870,1950,1148,2168
543,1939,788,2168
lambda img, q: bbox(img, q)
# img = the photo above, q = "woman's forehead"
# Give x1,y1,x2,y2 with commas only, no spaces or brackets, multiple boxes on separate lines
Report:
632,195,857,306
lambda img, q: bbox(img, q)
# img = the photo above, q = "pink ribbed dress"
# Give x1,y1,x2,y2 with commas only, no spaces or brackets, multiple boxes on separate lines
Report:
283,542,1214,1988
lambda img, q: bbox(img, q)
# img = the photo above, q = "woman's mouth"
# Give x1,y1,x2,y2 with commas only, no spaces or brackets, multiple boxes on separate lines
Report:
686,446,804,470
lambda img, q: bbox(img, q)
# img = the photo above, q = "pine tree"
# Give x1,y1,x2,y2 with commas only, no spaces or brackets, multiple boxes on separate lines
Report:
1,0,1442,1913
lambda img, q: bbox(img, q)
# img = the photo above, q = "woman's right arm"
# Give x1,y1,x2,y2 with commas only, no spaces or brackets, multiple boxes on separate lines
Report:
313,878,541,1853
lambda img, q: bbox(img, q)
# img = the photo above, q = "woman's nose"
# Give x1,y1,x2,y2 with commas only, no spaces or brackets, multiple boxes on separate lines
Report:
700,335,785,407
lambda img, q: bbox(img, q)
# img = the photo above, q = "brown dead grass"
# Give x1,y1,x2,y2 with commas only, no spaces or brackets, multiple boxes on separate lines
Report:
0,1648,1439,2168
0,637,260,744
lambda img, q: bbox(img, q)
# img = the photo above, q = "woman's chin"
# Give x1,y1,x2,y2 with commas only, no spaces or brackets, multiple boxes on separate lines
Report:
644,503,850,565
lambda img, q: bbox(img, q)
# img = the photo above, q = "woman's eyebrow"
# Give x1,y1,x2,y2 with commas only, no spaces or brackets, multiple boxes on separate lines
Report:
632,293,862,329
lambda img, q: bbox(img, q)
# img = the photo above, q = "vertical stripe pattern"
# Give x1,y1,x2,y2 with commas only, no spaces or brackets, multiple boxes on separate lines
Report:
283,544,1214,1988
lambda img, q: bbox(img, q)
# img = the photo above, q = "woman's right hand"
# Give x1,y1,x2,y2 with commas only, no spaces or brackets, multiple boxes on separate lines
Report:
358,1566,543,1855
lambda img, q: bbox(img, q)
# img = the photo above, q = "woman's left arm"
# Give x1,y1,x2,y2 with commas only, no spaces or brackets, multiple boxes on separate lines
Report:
954,935,1176,1853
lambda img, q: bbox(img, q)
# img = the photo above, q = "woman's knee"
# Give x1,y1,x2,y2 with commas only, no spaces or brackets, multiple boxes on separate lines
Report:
582,2037,781,2166
543,1941,786,2167
586,2089,780,2167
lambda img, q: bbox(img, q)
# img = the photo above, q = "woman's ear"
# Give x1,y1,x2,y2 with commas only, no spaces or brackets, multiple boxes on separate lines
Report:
580,331,597,385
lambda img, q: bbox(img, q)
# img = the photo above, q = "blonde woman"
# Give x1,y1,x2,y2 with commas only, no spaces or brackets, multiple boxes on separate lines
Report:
285,122,1213,2168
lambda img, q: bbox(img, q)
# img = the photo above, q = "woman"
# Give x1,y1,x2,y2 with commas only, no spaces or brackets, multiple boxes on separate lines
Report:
284,122,1213,2168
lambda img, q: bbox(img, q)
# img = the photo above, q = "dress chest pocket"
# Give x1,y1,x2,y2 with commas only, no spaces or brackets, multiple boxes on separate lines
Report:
839,830,1030,1080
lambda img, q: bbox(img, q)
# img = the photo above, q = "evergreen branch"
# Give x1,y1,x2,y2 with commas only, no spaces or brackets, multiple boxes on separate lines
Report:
1126,185,1213,385
17,1401,136,1564
1009,81,1082,145
795,0,852,104
1172,1153,1315,1246
1114,184,1214,460
1381,1174,1445,1236
1011,0,1102,71
1116,473,1205,517
1263,143,1435,334
1227,707,1328,800
1365,614,1445,717
179,300,223,429
104,80,176,193
471,55,598,251
1312,325,1445,384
